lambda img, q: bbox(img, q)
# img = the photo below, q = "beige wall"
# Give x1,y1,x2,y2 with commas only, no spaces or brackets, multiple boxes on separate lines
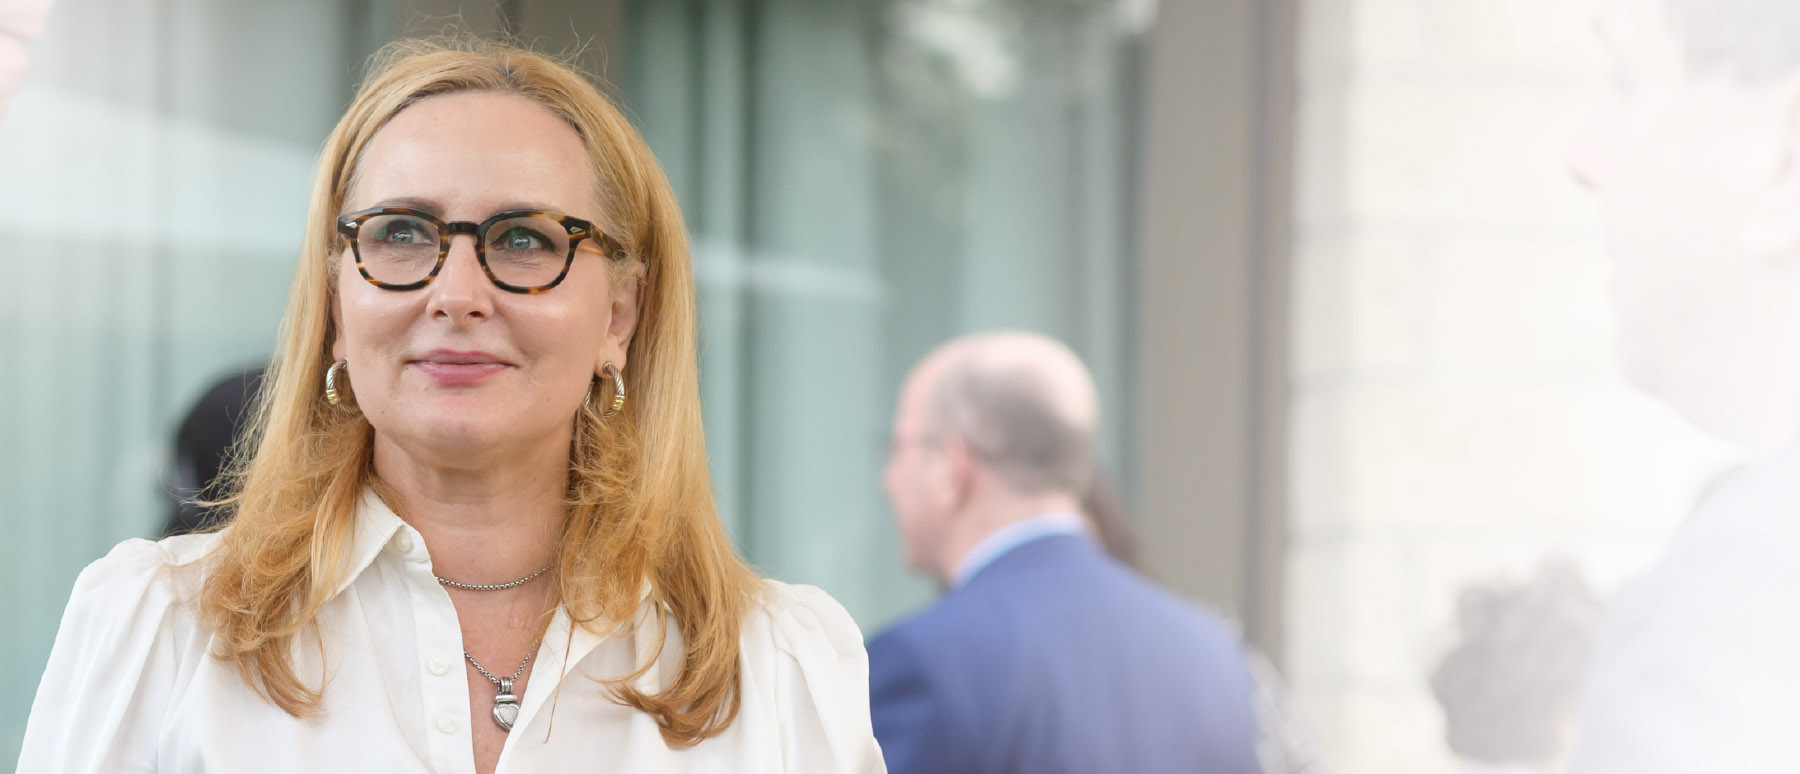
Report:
1136,0,1297,657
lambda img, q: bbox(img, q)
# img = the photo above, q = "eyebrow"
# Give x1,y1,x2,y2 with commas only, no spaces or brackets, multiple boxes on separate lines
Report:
370,197,570,215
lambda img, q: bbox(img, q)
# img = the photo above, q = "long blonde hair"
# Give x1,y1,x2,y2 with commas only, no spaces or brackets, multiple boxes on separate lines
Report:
199,36,758,746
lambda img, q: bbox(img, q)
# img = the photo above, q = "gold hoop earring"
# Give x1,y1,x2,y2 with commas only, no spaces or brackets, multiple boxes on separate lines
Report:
599,362,626,418
325,358,353,407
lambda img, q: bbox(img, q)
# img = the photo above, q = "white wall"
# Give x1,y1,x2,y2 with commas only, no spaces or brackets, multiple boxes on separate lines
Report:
1286,0,1735,771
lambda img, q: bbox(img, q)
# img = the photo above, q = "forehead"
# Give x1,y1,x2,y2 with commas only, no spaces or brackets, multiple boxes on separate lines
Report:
894,364,936,431
896,352,958,431
350,90,599,218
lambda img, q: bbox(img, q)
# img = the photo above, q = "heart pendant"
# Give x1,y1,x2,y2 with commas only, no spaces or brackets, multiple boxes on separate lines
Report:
492,678,520,731
493,698,519,730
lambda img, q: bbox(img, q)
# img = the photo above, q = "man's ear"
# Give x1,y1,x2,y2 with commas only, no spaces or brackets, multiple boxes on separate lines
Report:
1741,75,1800,257
942,436,978,511
602,267,646,372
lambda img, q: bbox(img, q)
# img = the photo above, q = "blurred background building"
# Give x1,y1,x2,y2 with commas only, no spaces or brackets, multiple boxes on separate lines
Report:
0,0,1739,770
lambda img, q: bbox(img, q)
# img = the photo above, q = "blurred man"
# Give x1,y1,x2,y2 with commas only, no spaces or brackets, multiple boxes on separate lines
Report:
1082,468,1326,774
869,331,1261,774
1567,0,1800,770
0,0,54,123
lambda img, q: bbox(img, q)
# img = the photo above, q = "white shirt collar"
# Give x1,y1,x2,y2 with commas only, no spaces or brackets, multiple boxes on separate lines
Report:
329,487,408,599
333,489,651,637
951,511,1089,588
324,488,678,739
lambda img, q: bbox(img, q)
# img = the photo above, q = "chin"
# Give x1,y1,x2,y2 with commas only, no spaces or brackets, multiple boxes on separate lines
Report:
420,422,507,454
381,404,534,459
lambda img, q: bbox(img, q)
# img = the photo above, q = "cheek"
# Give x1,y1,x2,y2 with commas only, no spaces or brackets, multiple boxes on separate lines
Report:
896,486,934,539
888,461,935,523
333,270,425,405
554,270,616,350
338,286,414,355
511,299,608,373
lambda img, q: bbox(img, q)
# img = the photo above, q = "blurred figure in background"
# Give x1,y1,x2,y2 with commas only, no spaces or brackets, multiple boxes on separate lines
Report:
0,0,54,123
869,331,1261,774
1430,560,1602,774
1084,467,1329,774
1077,466,1140,569
1567,0,1800,769
163,366,264,536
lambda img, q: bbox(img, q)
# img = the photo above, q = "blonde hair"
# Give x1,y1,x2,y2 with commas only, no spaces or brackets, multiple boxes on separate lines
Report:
198,36,758,746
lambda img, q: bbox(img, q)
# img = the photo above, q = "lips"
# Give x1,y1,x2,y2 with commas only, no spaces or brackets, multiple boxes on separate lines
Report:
417,350,509,366
410,350,513,386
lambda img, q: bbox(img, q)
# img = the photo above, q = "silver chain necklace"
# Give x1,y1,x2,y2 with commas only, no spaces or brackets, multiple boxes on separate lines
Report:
434,562,554,591
465,646,536,731
436,563,553,731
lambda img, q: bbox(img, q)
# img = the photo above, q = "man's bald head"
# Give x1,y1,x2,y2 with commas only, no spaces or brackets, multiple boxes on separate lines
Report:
912,332,1099,497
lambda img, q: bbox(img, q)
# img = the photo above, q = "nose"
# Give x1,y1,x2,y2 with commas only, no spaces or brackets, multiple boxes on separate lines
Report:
425,233,495,322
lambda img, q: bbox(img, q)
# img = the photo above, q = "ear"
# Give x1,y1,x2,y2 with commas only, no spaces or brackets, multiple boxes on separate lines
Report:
1741,75,1800,256
329,274,347,362
940,436,979,512
599,265,646,374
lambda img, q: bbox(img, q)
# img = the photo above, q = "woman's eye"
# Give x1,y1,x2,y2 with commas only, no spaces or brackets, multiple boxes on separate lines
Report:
377,221,430,244
497,228,548,250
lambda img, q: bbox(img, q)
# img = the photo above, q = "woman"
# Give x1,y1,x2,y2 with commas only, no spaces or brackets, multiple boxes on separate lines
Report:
19,38,885,774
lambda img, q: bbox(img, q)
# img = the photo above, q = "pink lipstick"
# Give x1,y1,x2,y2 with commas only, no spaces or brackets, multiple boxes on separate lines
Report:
412,350,511,386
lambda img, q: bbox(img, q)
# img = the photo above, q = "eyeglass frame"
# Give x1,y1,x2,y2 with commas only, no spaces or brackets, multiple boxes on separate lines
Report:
334,206,630,294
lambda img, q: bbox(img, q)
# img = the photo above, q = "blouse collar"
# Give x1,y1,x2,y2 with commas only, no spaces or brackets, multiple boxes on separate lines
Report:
328,487,409,599
333,487,663,695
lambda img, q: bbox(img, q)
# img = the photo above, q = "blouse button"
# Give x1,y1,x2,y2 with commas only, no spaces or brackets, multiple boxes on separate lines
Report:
435,714,457,734
395,533,415,553
428,656,450,676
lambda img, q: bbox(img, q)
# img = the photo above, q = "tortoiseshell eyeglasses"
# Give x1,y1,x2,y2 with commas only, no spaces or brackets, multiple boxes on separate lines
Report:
335,206,629,294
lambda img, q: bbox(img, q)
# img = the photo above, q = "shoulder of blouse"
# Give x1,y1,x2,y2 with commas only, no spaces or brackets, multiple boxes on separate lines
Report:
746,579,869,671
67,531,226,621
739,580,885,772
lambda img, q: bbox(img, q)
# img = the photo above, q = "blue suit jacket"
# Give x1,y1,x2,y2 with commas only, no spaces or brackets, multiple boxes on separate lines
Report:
868,534,1262,774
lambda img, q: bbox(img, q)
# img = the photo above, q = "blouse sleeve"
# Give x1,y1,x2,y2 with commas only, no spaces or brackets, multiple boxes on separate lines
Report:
17,538,201,773
758,581,888,774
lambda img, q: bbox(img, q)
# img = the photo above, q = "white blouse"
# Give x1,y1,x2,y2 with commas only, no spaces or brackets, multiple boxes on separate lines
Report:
18,491,887,774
